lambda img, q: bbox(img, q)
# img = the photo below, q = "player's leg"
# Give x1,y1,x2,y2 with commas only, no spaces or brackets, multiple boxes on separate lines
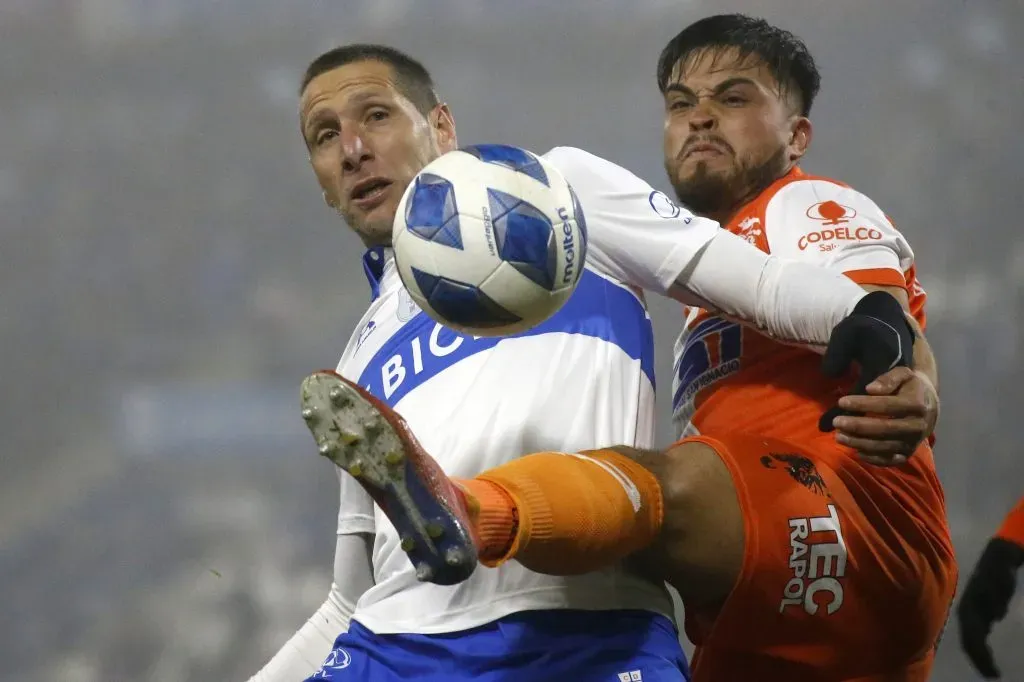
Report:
300,369,744,610
673,433,957,681
459,437,746,612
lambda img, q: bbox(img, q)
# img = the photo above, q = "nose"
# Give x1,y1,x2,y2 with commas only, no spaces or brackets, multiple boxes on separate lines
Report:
340,127,373,173
688,100,717,132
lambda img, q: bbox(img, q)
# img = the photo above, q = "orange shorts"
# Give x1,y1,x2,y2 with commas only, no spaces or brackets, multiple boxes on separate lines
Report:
679,432,957,682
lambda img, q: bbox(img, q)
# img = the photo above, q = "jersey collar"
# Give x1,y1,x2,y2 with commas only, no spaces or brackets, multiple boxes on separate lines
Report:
362,246,395,301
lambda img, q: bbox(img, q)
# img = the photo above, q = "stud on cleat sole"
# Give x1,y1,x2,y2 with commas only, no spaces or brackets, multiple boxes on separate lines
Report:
415,563,434,582
384,450,403,465
301,407,317,422
445,547,466,567
318,442,334,456
349,461,363,477
426,522,444,539
400,536,415,552
339,429,361,445
329,387,351,407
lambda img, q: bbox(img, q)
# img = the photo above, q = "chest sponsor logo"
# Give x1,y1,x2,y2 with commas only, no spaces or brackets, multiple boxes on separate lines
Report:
806,200,856,225
354,271,655,407
798,225,883,252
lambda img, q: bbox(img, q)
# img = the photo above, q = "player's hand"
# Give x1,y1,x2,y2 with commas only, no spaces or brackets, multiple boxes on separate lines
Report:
827,367,937,466
818,291,916,436
957,537,1024,679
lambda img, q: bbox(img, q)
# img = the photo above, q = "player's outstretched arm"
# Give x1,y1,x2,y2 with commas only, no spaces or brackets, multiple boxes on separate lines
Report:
247,532,373,681
543,147,880,348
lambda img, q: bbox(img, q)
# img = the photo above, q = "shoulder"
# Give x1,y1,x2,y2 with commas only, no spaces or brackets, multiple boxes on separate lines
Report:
542,146,683,218
763,174,890,227
542,146,650,190
755,174,903,255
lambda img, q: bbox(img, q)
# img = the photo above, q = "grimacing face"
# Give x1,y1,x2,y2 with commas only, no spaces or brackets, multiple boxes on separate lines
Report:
300,60,457,246
662,47,811,221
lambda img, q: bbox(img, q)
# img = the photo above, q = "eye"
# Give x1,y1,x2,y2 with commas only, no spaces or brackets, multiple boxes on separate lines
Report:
669,100,692,111
722,94,747,106
367,108,390,122
315,129,338,146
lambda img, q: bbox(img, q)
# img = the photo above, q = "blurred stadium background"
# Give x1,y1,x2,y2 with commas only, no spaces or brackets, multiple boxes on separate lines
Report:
2,0,1022,679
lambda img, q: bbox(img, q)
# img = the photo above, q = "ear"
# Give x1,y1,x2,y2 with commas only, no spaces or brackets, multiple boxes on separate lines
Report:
788,116,812,163
323,190,335,210
430,103,458,153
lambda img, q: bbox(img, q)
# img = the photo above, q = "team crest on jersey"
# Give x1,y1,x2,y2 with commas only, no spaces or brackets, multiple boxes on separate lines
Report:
396,288,421,322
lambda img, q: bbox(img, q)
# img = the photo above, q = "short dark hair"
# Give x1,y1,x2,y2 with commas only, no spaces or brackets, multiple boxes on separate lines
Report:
299,43,440,115
657,14,821,116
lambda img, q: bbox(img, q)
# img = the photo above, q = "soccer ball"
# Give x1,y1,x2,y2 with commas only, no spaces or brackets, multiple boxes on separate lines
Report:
392,144,587,337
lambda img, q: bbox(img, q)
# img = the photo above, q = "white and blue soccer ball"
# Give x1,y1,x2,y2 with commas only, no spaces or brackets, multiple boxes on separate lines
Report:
392,144,587,337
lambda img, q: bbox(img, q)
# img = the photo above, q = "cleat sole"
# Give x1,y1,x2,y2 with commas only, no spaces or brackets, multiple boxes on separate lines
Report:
299,371,478,585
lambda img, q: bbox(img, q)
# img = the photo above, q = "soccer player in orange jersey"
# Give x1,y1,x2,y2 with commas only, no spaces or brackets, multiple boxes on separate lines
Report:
958,496,1024,679
300,14,956,682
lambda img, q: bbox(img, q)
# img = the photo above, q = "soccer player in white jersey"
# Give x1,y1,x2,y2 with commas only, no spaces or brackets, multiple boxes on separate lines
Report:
249,44,924,682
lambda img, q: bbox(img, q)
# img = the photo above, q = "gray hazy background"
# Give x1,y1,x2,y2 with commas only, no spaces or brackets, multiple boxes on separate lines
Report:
2,1,1022,680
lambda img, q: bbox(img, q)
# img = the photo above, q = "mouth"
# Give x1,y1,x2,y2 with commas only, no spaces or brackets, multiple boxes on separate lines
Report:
350,177,393,209
683,141,730,159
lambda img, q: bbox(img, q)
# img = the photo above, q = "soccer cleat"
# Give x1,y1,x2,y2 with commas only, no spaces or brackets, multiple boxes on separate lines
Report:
300,370,479,585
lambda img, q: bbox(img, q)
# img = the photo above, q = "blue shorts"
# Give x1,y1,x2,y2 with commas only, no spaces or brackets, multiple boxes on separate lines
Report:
306,609,689,682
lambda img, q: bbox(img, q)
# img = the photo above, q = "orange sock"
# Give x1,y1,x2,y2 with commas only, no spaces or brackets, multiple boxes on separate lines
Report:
456,449,663,575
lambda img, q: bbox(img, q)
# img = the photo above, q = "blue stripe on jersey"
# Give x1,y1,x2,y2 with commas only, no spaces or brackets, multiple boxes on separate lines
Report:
358,270,654,407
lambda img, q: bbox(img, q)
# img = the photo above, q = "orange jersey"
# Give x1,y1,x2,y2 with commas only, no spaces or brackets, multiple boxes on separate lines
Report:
671,167,949,546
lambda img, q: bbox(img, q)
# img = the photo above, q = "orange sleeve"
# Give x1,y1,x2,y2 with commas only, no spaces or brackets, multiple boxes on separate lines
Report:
843,267,908,290
995,497,1024,547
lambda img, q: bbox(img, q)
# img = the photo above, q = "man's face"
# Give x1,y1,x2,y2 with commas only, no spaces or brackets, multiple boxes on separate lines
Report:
662,47,810,219
300,60,456,246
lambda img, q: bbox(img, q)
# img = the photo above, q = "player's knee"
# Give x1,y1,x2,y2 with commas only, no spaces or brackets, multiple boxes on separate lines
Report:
652,440,745,607
657,441,732,525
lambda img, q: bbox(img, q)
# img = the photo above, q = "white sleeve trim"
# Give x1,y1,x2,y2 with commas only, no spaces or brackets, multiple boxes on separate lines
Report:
337,514,375,535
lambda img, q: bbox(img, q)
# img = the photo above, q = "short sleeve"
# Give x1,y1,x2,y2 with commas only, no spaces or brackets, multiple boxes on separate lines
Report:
542,146,719,294
763,179,914,291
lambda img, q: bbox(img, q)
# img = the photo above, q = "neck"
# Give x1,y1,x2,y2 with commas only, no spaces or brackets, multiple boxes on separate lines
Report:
712,162,797,225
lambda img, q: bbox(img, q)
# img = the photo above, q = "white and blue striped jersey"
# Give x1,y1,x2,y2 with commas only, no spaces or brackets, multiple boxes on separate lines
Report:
332,146,719,635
